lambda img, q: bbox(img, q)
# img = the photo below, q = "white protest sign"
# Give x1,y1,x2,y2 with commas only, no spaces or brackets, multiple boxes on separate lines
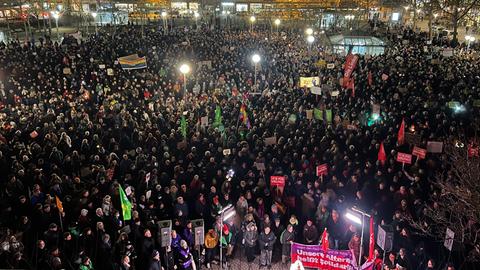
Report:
311,86,322,95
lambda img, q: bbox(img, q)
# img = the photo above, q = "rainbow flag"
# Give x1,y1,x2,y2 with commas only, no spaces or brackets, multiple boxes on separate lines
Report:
239,103,251,129
118,54,147,70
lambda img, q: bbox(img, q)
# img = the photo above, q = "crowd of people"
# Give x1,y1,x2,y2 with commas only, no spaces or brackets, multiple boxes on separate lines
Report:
0,20,477,270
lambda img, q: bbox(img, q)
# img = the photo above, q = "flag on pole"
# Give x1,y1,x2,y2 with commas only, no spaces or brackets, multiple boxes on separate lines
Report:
55,196,64,213
119,185,132,221
378,142,386,165
213,105,222,127
347,78,355,97
321,228,329,251
180,115,187,138
240,103,251,129
325,109,333,123
397,118,405,145
368,217,375,261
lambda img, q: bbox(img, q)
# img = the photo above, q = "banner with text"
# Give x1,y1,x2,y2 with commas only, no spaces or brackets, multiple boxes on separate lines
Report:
291,243,356,270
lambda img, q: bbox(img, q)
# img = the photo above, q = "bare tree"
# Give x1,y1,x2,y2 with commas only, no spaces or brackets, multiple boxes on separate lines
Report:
408,146,480,262
432,0,480,44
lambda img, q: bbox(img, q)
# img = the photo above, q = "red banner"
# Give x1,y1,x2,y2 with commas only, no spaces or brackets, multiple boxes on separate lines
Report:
396,152,412,164
270,176,286,187
412,146,427,159
343,54,359,79
316,164,328,176
291,243,356,270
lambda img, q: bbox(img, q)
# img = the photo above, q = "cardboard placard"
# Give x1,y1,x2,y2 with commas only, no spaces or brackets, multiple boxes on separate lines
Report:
405,132,421,145
412,146,427,159
311,86,322,95
255,162,266,171
306,110,313,120
63,68,71,75
107,68,114,76
427,141,443,153
264,136,277,146
200,116,209,127
396,152,412,164
223,149,231,156
316,164,328,176
270,176,286,187
99,64,106,69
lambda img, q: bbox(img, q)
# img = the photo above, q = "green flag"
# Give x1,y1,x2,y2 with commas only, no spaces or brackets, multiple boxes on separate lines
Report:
326,109,332,123
119,185,132,221
214,106,222,127
181,115,187,138
314,108,323,120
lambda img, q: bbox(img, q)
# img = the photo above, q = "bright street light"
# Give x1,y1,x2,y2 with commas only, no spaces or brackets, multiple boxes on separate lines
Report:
252,54,260,63
161,11,168,34
250,16,256,22
433,13,438,18
305,28,313,35
179,64,190,95
51,11,60,42
274,19,281,26
466,35,476,49
161,11,167,18
307,35,315,43
345,208,371,267
252,54,261,88
194,12,199,18
91,12,98,35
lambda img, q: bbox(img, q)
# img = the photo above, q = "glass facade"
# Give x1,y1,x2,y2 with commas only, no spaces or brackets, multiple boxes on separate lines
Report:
329,35,386,55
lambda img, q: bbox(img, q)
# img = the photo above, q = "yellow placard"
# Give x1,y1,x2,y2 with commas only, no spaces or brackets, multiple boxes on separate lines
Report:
299,76,320,88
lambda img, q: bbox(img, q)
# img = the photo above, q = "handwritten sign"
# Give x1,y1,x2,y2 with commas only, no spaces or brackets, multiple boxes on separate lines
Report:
412,147,427,159
270,176,286,187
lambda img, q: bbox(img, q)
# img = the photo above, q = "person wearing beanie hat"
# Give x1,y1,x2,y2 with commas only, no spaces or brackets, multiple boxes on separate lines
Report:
219,224,232,268
204,229,218,269
148,249,162,270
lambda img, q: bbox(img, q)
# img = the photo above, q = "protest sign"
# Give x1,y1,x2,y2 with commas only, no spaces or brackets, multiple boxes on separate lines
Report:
397,152,412,164
200,116,208,127
299,77,320,88
311,86,322,95
270,176,286,187
427,141,444,153
264,136,277,146
316,164,328,176
412,146,427,159
306,110,313,120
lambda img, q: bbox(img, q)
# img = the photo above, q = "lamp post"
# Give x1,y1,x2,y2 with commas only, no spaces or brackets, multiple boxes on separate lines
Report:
179,64,190,96
251,54,260,89
466,35,475,50
91,12,98,35
250,15,256,32
345,208,371,267
218,204,235,270
194,12,199,30
305,27,313,36
52,11,60,42
161,11,168,34
274,18,280,34
307,35,315,51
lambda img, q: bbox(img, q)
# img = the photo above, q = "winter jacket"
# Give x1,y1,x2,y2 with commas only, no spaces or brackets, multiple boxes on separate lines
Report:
244,229,258,247
280,229,295,256
258,231,276,251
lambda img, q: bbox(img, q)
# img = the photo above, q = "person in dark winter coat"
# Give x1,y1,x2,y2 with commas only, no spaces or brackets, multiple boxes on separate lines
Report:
258,227,276,268
280,225,295,264
303,220,318,244
243,222,258,264
149,250,163,270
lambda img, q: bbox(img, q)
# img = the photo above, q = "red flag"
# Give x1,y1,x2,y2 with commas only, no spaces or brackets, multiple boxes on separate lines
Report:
368,71,373,86
347,78,355,97
468,143,479,158
378,142,386,165
368,217,375,261
321,228,329,251
397,118,405,145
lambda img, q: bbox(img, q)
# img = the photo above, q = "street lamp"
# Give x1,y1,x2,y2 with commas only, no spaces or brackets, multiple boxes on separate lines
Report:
52,11,60,42
274,18,281,33
194,12,199,30
179,64,190,95
251,54,261,88
305,27,313,35
307,35,315,51
161,11,168,34
250,15,256,32
466,35,476,50
218,204,235,270
91,12,98,35
345,208,371,267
